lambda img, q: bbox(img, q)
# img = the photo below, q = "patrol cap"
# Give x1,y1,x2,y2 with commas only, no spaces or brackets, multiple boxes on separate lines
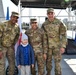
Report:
30,18,37,23
47,8,54,13
11,11,19,18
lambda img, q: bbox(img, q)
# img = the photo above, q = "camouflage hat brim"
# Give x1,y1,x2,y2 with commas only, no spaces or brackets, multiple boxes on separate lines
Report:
47,8,54,13
30,18,37,23
32,21,37,23
12,14,19,18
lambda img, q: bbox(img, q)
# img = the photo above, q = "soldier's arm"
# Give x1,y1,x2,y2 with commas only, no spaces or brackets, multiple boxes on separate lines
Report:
0,23,4,50
13,26,20,45
59,22,67,48
41,24,48,54
0,23,3,58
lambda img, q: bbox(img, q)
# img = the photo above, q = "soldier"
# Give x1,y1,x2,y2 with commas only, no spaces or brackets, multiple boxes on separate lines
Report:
0,11,20,75
25,18,45,75
41,8,67,75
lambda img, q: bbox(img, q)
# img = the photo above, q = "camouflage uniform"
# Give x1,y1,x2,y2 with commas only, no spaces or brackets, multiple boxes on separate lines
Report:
0,19,20,75
25,19,44,75
42,16,67,75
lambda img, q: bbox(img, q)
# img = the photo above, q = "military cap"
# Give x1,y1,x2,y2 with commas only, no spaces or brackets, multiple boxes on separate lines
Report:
11,11,19,18
47,8,54,13
30,18,37,23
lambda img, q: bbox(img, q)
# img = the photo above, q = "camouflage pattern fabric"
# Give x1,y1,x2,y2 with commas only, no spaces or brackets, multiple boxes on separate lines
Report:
6,46,15,75
25,28,44,75
46,47,62,75
42,18,67,50
26,28,44,53
0,49,6,75
31,52,44,75
0,20,20,75
42,18,67,75
0,20,20,47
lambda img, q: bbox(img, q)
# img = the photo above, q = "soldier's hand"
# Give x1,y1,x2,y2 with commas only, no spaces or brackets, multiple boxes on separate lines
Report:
60,47,65,54
0,51,3,59
43,54,47,60
32,64,34,68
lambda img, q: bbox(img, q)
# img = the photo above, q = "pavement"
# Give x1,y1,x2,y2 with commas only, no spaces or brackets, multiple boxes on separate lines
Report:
50,54,76,75
5,54,76,75
32,54,76,75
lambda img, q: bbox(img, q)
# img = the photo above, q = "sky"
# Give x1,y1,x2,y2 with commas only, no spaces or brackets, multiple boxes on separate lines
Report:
2,0,75,24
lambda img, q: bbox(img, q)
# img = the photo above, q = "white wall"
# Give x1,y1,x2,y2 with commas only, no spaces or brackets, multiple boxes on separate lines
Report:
2,0,18,18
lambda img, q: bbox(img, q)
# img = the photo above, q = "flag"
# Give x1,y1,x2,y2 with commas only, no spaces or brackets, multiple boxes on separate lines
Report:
15,17,22,56
17,0,22,45
15,0,22,55
6,7,9,20
18,17,22,32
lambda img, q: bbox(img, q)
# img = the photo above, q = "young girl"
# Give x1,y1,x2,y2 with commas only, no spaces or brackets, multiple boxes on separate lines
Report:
16,33,35,75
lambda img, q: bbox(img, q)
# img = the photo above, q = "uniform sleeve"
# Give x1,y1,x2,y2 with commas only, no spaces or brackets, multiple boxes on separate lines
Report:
0,23,4,50
41,24,48,54
13,26,20,45
59,22,67,48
